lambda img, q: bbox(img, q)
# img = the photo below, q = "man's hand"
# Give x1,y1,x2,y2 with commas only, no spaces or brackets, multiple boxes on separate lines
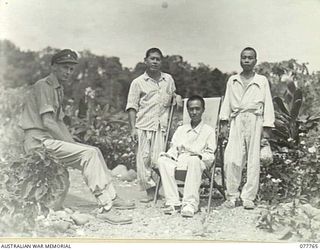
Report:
175,94,183,107
262,127,272,139
220,120,229,139
130,128,138,144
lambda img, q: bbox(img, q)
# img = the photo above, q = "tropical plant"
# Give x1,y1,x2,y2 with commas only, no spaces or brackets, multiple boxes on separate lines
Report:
0,148,69,234
271,81,320,148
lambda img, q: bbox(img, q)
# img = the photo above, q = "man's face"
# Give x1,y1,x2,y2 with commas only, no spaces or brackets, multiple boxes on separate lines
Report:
144,52,162,72
240,50,257,71
53,63,76,82
187,99,204,124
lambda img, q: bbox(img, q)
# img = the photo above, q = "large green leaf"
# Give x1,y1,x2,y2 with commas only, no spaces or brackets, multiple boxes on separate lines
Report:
272,128,289,140
287,81,296,94
291,99,302,121
293,89,303,104
273,97,290,116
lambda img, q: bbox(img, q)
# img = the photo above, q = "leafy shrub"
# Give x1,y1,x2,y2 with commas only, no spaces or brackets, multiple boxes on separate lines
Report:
0,148,69,235
69,115,136,170
0,86,26,159
257,201,320,242
258,78,320,203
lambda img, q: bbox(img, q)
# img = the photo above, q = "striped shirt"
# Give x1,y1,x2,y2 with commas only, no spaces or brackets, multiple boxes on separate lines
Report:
126,72,176,131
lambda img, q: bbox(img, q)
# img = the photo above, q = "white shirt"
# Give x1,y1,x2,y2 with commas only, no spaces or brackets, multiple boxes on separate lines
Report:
165,121,216,168
219,73,275,127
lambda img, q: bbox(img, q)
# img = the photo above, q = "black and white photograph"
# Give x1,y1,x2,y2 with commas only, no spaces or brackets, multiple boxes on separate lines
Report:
0,0,320,244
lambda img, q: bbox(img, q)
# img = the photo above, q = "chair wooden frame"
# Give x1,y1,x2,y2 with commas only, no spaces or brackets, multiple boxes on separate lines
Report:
153,97,226,212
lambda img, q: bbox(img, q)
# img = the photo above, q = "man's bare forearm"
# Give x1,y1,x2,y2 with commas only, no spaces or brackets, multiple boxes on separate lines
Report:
127,108,137,131
42,113,74,142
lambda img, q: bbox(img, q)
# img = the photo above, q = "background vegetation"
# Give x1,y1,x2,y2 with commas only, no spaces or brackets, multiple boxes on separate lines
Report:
1,40,320,240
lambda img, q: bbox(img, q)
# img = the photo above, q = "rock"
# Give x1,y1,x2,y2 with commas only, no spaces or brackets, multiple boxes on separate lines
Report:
71,213,92,226
64,207,74,214
54,210,69,219
51,221,72,232
121,169,137,182
111,164,128,177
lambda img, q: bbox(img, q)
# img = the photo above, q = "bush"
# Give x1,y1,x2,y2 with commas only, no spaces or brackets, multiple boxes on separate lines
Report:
69,114,136,170
0,148,69,235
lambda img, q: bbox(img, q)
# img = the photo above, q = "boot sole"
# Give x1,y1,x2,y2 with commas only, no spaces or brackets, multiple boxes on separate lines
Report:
104,219,133,225
113,205,136,210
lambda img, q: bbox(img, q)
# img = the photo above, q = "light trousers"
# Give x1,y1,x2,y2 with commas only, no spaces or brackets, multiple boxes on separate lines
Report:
158,155,204,210
224,113,263,202
24,135,116,208
136,127,165,191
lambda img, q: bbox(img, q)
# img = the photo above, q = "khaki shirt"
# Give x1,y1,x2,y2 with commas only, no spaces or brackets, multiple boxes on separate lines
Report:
20,73,70,151
126,72,176,131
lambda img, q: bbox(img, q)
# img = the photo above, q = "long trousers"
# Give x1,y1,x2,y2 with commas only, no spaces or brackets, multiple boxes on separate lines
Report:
224,112,263,202
136,127,165,191
24,135,116,209
158,155,204,210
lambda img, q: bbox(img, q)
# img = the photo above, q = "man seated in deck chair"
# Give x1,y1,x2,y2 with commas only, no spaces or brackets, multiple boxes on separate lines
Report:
157,95,216,217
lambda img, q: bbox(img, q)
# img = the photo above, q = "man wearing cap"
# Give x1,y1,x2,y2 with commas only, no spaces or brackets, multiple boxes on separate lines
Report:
126,48,182,203
20,49,135,225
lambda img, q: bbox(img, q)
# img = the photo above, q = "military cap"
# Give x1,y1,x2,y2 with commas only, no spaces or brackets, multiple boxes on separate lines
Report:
51,49,78,65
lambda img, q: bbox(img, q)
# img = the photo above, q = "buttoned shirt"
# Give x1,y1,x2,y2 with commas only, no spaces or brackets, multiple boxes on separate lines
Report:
166,121,216,168
20,73,67,139
219,73,275,127
126,72,176,131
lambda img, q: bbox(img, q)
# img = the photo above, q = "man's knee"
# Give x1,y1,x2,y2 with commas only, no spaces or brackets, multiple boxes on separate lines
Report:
187,156,201,166
158,156,167,169
83,144,101,156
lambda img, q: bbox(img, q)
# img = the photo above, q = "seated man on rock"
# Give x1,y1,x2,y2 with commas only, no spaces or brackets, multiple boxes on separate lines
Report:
158,95,216,217
20,49,135,225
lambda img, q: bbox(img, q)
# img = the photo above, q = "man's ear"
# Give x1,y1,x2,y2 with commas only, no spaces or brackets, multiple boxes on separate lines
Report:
51,63,57,72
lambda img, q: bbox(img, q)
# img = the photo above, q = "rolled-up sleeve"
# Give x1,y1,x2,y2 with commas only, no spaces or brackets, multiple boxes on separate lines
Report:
219,77,232,121
263,79,275,127
166,126,181,159
200,130,216,167
35,82,55,115
126,80,140,111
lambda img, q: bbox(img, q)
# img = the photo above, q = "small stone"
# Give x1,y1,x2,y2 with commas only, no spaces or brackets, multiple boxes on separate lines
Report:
52,221,72,232
111,164,128,177
71,213,92,226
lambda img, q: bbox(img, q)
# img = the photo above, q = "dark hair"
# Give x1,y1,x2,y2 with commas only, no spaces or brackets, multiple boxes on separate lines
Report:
145,48,163,58
241,47,257,59
187,95,205,109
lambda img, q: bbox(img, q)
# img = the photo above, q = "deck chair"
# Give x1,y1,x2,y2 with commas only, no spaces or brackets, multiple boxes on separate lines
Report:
153,97,226,212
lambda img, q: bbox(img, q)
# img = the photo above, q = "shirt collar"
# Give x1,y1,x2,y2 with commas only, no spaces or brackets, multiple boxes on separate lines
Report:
143,72,166,82
186,120,204,134
46,73,61,89
232,73,262,88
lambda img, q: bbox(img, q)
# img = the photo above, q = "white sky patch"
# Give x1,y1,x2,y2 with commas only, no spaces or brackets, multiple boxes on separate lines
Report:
1,0,320,72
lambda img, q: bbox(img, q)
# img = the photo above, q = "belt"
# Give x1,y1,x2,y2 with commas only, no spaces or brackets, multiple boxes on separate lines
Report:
230,102,264,119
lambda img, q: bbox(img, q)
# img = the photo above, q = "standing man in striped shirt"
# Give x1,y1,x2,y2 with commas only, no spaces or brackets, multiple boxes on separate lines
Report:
126,48,182,203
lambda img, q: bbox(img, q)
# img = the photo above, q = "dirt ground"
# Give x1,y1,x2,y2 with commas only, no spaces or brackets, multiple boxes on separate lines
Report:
51,169,283,242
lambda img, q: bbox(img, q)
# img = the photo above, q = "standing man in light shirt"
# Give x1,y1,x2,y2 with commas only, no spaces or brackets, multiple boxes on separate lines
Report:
219,47,275,209
126,48,182,203
20,49,135,225
157,95,216,217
